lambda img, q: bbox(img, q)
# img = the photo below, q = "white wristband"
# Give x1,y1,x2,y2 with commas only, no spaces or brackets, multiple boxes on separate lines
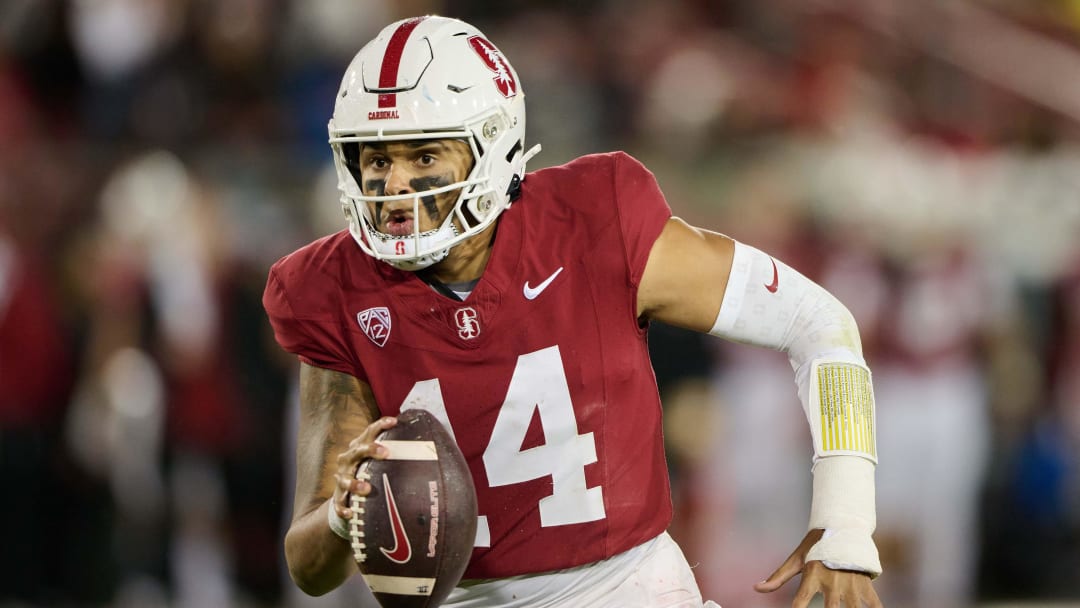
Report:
806,457,881,577
328,501,351,541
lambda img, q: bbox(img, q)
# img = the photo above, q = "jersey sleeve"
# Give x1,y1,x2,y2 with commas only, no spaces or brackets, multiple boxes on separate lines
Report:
263,261,365,380
611,152,672,285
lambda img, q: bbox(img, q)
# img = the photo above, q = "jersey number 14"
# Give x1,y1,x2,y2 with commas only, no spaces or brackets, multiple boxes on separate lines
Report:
398,345,606,547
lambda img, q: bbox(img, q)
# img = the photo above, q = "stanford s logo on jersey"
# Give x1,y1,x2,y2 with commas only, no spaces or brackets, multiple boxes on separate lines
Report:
357,307,392,347
467,36,517,98
454,307,481,340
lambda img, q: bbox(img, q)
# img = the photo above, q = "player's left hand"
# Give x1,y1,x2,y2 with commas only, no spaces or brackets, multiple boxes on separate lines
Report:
754,529,883,607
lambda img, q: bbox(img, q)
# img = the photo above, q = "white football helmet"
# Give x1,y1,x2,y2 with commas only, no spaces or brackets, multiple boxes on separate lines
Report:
329,16,541,271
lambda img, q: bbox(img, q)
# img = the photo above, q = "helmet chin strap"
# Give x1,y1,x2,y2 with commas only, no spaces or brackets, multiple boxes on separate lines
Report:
505,144,541,204
366,218,460,271
522,143,542,165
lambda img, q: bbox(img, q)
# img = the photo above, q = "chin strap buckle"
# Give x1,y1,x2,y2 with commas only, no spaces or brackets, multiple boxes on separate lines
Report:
506,174,522,202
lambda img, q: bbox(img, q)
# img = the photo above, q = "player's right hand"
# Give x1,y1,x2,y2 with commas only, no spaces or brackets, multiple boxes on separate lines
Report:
754,529,883,607
331,416,398,521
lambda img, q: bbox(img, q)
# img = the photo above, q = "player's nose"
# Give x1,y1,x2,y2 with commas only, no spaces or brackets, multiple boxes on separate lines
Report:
384,164,414,196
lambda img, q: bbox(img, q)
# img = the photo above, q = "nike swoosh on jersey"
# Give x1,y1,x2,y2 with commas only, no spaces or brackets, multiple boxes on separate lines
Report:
765,258,779,293
523,266,564,300
379,473,413,564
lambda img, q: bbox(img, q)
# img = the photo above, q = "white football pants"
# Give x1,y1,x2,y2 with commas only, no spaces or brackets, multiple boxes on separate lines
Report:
445,532,720,608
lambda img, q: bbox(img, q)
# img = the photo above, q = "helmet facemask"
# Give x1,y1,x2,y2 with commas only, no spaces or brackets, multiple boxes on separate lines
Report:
331,105,528,271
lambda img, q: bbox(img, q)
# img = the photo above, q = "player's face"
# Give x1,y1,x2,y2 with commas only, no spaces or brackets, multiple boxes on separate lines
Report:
359,139,474,236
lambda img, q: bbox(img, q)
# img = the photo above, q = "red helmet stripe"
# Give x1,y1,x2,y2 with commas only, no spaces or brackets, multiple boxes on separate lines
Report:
377,16,427,108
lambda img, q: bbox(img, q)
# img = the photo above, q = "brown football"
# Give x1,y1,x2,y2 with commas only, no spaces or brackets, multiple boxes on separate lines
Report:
348,408,477,608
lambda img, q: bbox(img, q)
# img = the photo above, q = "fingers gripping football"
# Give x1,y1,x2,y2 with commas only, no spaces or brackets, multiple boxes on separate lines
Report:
333,417,398,523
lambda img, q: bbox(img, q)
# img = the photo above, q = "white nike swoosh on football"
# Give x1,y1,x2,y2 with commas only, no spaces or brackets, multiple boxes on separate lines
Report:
523,267,564,300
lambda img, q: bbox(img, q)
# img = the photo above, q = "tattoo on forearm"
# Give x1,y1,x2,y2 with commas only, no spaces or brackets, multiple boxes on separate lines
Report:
294,366,377,518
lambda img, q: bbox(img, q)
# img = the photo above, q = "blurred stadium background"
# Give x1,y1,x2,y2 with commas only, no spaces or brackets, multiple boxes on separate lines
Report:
1,0,1079,607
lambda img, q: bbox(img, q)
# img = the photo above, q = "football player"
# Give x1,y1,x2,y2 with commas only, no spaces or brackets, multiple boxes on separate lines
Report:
264,15,883,608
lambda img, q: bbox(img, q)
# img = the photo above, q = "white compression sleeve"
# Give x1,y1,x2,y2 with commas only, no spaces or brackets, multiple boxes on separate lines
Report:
709,240,881,576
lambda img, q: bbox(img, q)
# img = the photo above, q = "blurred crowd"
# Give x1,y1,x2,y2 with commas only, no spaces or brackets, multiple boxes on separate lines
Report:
1,1,1079,607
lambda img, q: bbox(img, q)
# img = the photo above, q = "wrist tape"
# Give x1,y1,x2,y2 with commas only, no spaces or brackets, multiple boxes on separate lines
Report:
328,500,351,541
807,457,881,577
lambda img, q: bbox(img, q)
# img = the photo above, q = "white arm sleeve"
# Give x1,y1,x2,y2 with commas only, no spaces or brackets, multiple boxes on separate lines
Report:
709,240,882,577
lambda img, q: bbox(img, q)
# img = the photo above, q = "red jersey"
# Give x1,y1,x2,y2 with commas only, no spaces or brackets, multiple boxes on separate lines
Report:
264,152,673,578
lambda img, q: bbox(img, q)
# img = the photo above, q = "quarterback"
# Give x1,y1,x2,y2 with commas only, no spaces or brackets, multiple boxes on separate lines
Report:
264,15,883,608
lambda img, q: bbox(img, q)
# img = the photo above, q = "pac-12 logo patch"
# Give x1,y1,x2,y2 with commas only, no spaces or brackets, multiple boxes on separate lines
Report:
357,307,392,347
454,307,480,340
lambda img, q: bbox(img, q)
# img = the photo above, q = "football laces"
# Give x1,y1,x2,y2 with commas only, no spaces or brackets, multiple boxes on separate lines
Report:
349,466,372,563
